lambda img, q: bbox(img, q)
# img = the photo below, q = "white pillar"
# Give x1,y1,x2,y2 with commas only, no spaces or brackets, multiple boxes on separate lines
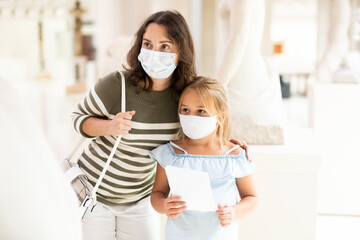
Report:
96,0,124,77
190,0,202,73
316,0,351,82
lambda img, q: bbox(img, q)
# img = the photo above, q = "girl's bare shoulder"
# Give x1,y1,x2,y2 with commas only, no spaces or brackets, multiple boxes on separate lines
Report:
226,142,243,155
170,140,187,154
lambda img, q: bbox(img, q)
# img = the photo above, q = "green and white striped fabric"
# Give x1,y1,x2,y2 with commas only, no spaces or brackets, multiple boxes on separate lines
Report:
71,71,180,206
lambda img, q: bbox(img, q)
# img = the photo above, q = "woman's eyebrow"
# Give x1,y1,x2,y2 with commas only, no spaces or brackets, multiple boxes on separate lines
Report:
143,38,173,44
159,40,173,44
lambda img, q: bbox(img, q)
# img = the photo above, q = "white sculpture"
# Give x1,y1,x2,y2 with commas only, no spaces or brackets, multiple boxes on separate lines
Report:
0,77,82,240
99,35,133,77
333,51,360,83
217,0,285,144
317,0,351,83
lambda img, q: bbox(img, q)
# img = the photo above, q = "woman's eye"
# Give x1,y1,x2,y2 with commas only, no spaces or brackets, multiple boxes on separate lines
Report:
161,44,170,50
143,42,152,49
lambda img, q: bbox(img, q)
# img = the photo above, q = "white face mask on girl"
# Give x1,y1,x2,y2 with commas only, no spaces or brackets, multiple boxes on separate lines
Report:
179,114,217,139
137,48,177,79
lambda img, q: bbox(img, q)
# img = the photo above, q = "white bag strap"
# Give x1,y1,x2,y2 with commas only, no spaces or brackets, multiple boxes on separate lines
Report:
91,71,126,203
64,136,88,185
65,164,86,183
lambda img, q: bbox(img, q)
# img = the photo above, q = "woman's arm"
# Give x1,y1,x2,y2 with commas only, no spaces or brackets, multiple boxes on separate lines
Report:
71,72,136,137
82,111,135,137
216,175,258,227
151,163,187,218
230,139,253,162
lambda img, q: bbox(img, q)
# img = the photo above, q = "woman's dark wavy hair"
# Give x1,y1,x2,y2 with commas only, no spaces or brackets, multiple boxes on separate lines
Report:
123,10,196,96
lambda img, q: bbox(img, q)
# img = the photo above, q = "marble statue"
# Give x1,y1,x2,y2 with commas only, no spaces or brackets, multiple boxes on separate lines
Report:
317,0,351,83
99,35,133,77
0,77,82,240
333,50,360,83
217,0,285,144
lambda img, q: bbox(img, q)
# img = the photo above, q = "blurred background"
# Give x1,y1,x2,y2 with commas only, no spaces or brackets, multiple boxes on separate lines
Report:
0,0,359,239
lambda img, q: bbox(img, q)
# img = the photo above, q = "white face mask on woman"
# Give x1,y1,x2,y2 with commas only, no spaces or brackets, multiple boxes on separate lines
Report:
138,48,177,79
179,114,217,139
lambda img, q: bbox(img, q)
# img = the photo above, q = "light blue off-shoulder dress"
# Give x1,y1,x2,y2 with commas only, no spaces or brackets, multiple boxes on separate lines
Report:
149,142,256,240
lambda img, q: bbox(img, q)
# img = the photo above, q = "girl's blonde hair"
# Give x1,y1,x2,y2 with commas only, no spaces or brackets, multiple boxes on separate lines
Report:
178,76,231,146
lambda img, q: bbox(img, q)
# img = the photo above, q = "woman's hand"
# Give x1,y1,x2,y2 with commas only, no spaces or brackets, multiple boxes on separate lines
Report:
216,204,236,227
230,139,253,162
108,110,135,136
164,195,187,218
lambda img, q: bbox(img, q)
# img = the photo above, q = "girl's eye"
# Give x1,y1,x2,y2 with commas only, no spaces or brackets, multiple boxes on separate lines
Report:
198,109,205,114
182,108,189,113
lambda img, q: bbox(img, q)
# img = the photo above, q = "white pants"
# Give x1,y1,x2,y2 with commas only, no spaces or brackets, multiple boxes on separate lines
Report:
82,196,160,240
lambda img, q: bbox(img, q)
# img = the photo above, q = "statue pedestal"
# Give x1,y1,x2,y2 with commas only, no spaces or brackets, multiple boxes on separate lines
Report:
66,82,87,94
237,128,322,240
308,82,360,215
66,56,88,94
35,72,52,81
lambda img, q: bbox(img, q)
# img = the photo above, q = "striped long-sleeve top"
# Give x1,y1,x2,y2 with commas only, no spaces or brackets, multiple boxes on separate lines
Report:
71,71,180,206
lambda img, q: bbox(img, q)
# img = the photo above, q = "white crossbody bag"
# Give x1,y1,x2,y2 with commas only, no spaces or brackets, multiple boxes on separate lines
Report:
63,71,126,219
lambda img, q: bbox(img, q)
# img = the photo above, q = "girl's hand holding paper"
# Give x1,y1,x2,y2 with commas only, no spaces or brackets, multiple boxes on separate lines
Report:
164,195,187,218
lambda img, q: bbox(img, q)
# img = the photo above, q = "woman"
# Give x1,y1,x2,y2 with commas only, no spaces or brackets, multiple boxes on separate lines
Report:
71,10,251,240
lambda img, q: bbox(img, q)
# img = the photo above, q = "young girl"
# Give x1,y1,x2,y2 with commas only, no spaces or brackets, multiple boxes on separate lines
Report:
150,76,258,240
